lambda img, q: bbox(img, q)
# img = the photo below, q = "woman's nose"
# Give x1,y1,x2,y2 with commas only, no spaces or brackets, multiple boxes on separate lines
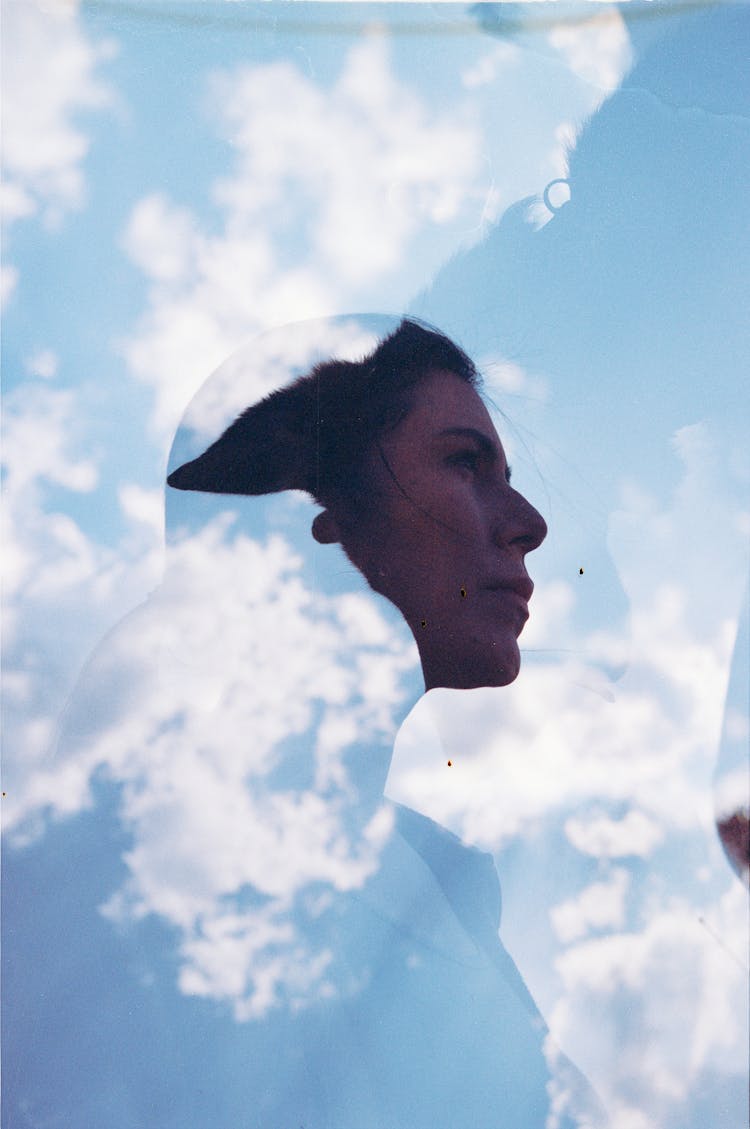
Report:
493,487,547,553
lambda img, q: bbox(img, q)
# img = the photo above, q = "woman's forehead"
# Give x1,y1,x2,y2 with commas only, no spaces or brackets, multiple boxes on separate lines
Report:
402,368,498,442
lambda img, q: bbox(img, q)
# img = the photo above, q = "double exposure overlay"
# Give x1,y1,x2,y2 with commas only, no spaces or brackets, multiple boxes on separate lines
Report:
2,4,747,1128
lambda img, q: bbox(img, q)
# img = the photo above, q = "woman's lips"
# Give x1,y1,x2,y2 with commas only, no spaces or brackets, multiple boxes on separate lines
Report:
485,576,534,602
483,583,531,627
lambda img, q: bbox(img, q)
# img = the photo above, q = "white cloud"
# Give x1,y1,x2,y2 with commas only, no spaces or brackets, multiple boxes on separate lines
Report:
386,589,735,856
461,41,520,90
2,384,97,514
1,0,115,229
1,179,36,223
481,357,552,405
170,798,396,1022
123,194,203,284
24,347,59,379
1,383,166,825
1,264,19,308
8,506,417,1018
550,868,630,944
550,884,748,1122
119,31,484,439
564,810,665,860
548,7,633,99
118,483,164,537
117,18,634,446
610,422,749,638
210,32,477,273
174,903,336,1022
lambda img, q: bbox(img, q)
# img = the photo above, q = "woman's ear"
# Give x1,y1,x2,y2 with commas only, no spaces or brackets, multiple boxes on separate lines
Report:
311,510,342,545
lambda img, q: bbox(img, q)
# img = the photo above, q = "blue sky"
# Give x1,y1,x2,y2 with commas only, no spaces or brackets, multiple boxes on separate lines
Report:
2,4,748,1128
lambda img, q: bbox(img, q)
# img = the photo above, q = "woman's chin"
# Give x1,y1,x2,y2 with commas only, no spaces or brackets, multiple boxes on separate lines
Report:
420,638,521,691
480,645,521,688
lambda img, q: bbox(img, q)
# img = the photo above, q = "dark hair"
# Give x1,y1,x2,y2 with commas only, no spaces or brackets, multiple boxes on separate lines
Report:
167,318,479,507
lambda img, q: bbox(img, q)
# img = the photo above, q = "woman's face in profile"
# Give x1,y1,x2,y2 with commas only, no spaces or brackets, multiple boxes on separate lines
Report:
332,369,548,690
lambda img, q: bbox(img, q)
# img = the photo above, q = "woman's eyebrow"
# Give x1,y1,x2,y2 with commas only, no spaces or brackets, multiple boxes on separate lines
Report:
439,426,495,452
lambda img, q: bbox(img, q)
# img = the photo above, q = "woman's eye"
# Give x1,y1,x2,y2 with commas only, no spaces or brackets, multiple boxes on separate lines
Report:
449,450,480,473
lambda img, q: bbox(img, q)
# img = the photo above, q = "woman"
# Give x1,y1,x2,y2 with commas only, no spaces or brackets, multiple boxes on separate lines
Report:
169,318,546,694
168,317,606,1127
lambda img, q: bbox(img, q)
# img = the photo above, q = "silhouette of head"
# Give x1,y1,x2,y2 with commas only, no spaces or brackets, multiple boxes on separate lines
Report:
168,320,547,690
